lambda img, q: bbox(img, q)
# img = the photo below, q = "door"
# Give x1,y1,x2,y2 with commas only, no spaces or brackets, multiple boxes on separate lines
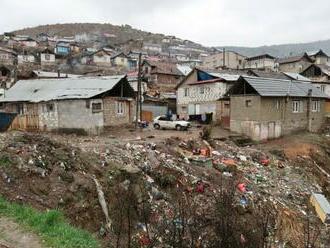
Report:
195,104,200,115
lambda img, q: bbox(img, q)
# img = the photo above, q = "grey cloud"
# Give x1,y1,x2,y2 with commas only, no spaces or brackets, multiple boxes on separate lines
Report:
1,0,330,47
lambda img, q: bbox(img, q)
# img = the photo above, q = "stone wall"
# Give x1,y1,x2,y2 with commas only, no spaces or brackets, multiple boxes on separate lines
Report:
103,97,134,126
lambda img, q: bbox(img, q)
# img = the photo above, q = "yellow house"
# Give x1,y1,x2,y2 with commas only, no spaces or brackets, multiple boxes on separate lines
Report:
111,52,129,68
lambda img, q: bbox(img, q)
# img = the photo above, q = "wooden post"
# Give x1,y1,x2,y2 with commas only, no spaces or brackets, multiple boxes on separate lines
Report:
135,53,142,129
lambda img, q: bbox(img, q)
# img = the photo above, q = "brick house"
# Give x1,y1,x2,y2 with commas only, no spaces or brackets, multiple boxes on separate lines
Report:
278,53,313,73
0,47,17,65
244,54,277,71
0,75,135,134
301,64,330,115
176,68,244,123
307,50,329,65
228,76,328,141
142,60,184,92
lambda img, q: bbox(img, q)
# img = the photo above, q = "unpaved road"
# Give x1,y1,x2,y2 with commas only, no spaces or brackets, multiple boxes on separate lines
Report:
0,217,44,248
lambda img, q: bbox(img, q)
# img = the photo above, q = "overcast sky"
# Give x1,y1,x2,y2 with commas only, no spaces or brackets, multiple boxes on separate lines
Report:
1,0,330,47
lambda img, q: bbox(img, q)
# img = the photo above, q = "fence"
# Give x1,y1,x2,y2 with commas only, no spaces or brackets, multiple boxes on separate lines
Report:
9,114,39,131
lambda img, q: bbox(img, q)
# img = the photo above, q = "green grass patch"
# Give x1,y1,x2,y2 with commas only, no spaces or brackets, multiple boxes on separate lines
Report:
0,197,100,248
0,154,11,167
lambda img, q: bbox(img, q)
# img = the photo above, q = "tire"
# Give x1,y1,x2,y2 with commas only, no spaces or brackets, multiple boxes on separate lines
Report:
154,123,160,129
176,125,182,131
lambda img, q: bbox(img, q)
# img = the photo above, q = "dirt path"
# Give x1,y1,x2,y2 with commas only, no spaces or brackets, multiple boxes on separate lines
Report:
0,217,44,248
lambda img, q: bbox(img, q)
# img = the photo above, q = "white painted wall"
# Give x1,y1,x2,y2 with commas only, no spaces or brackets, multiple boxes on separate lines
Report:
18,55,35,64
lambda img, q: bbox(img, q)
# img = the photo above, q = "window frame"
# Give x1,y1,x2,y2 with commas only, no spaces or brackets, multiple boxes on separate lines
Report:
92,102,103,113
292,100,303,113
311,100,320,112
116,101,125,115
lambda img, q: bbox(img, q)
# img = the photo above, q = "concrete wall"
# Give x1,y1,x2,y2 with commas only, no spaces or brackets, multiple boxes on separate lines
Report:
57,99,104,134
230,95,325,140
142,103,168,119
202,51,246,69
40,53,55,65
112,56,129,68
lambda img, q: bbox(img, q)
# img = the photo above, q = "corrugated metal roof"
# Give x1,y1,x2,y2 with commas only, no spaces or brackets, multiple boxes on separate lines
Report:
312,193,330,215
208,72,241,81
242,76,328,98
1,75,126,103
282,72,311,82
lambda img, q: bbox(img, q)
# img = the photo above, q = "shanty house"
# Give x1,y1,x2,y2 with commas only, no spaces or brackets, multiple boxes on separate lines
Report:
0,75,135,134
228,76,328,141
244,54,277,71
278,53,313,73
176,68,243,124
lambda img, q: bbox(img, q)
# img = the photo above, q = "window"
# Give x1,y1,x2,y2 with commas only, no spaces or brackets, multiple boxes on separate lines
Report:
46,103,54,112
311,100,320,112
321,85,325,93
181,106,187,113
199,87,205,94
45,54,50,60
245,100,252,107
292,100,303,113
92,102,102,113
85,100,90,109
184,88,189,97
116,101,124,115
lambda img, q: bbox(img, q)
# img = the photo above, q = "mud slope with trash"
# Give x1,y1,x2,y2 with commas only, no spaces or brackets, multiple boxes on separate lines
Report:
0,130,329,247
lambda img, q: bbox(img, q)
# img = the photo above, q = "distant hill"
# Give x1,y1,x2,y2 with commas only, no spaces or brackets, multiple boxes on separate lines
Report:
10,23,211,54
218,39,330,58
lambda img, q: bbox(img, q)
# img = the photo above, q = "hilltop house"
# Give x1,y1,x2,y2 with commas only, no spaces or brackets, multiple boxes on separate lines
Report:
228,76,328,140
202,50,246,70
55,42,71,56
0,75,136,134
81,48,114,66
244,54,277,71
17,54,36,64
0,47,17,65
111,52,129,68
142,60,184,92
143,43,162,53
307,50,329,65
176,68,244,124
40,48,56,66
278,53,313,73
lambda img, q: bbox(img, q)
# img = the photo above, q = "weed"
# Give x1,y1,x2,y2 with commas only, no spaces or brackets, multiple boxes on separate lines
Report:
0,197,100,248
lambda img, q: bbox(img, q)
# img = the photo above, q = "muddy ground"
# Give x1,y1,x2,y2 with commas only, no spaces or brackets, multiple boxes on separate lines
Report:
0,126,329,247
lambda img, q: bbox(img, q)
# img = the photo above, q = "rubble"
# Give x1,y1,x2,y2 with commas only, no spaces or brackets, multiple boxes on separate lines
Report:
0,131,329,247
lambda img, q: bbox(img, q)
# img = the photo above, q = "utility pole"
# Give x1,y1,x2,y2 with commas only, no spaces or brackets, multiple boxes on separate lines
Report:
135,53,142,129
223,48,226,69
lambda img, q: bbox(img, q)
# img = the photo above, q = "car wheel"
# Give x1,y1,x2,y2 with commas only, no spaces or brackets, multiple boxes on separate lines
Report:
176,125,182,131
154,124,160,129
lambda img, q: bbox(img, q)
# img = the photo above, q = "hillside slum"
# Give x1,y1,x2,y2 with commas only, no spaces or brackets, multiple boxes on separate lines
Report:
0,130,329,247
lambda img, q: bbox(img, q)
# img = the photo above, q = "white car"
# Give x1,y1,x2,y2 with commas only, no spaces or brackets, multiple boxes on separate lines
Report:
153,116,191,131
